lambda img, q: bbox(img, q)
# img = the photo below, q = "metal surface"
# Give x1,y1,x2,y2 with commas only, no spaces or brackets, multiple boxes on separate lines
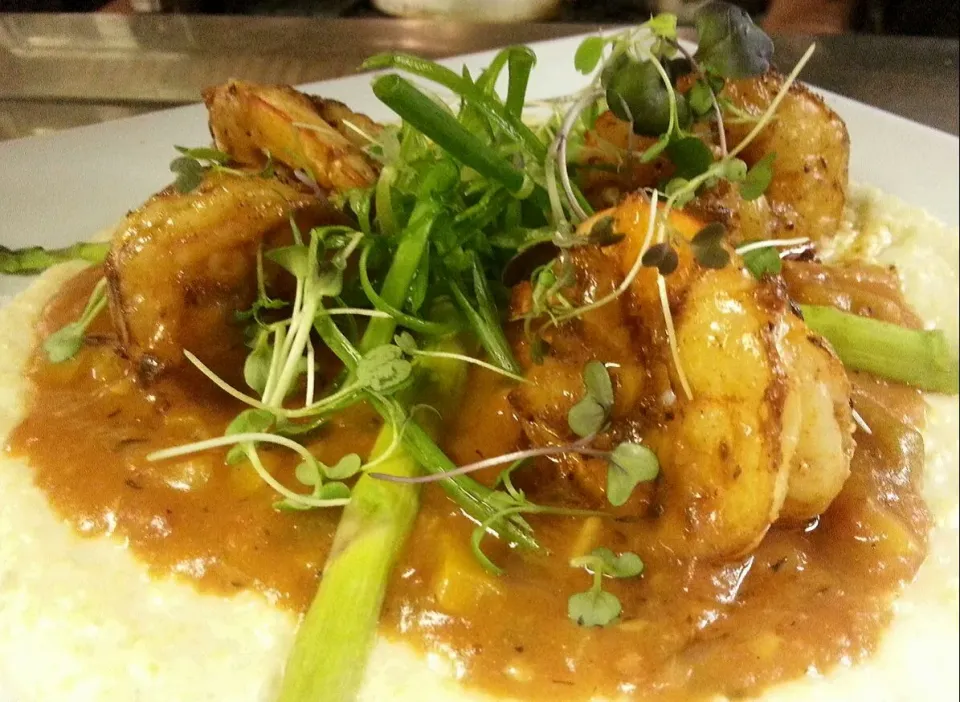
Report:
1,13,957,141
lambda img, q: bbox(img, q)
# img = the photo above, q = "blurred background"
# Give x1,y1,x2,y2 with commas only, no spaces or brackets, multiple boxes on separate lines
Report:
0,0,957,141
4,0,957,35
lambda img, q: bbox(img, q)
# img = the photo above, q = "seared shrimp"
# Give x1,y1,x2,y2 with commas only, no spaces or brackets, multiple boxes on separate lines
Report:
510,195,855,559
721,71,849,243
106,171,334,378
777,313,855,522
203,80,381,194
578,71,850,245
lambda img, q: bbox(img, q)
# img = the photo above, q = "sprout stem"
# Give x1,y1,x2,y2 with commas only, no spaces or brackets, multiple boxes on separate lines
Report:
735,237,810,255
668,39,728,157
728,43,816,159
370,443,610,484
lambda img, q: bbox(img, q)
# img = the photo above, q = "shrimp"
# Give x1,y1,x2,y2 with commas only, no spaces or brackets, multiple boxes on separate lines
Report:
105,171,337,378
578,71,850,245
104,80,380,378
203,80,381,193
720,71,850,243
777,313,855,522
510,195,854,559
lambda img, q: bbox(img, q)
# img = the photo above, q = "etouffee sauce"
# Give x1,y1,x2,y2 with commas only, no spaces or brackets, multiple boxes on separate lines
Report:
6,264,930,702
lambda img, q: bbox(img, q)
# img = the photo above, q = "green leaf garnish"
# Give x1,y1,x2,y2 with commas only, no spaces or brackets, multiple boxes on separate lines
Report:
317,481,352,500
722,157,749,183
244,330,273,394
641,242,679,276
740,152,776,201
606,441,659,507
568,398,607,438
170,156,205,194
169,145,250,193
568,546,644,627
394,331,418,354
43,277,108,363
294,461,321,488
43,324,87,364
585,215,624,247
647,12,679,39
687,79,715,116
742,246,782,278
666,136,714,180
322,454,363,481
605,58,677,137
266,245,310,279
356,344,413,394
583,361,614,409
574,36,607,74
568,361,614,437
691,222,731,269
589,547,645,578
694,0,774,79
224,409,276,465
174,145,231,163
280,454,355,510
664,176,696,207
568,589,622,627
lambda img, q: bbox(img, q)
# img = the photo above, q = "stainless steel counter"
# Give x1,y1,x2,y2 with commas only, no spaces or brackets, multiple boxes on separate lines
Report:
1,13,957,141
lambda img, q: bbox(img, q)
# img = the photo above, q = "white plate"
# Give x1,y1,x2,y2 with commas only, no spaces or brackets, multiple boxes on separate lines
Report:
1,32,958,305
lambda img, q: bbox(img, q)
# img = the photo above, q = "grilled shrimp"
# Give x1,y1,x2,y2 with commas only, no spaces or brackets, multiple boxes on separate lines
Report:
720,71,849,243
777,314,855,522
106,171,334,378
579,71,849,245
203,80,381,193
510,195,854,559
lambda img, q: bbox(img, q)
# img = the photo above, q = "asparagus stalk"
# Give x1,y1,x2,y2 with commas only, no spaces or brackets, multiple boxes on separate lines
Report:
313,314,539,551
277,344,466,702
802,304,959,394
276,426,416,702
0,241,109,275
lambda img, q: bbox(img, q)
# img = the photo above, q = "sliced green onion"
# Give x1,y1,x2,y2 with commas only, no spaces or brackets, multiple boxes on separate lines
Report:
371,75,548,209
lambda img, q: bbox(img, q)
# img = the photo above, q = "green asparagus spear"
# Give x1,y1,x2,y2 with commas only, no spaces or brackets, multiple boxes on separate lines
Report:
802,304,959,394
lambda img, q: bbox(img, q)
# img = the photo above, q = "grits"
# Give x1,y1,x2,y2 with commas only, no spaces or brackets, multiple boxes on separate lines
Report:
0,184,957,702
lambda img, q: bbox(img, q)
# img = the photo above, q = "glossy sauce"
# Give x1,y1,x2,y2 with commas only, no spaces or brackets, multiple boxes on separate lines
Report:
6,266,930,701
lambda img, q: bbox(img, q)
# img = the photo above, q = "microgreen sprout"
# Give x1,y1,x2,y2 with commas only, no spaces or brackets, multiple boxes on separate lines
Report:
740,246,782,278
735,236,810,278
568,547,644,627
368,435,657,508
169,145,274,193
567,360,615,437
469,502,603,575
147,432,351,509
536,26,818,403
690,222,731,269
395,332,527,383
372,360,659,509
43,277,108,363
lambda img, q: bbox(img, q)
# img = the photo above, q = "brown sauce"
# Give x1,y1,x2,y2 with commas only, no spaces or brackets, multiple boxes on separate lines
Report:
5,266,930,701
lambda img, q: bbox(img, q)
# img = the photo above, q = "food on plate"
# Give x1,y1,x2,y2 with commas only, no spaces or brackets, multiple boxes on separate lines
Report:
1,3,957,701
